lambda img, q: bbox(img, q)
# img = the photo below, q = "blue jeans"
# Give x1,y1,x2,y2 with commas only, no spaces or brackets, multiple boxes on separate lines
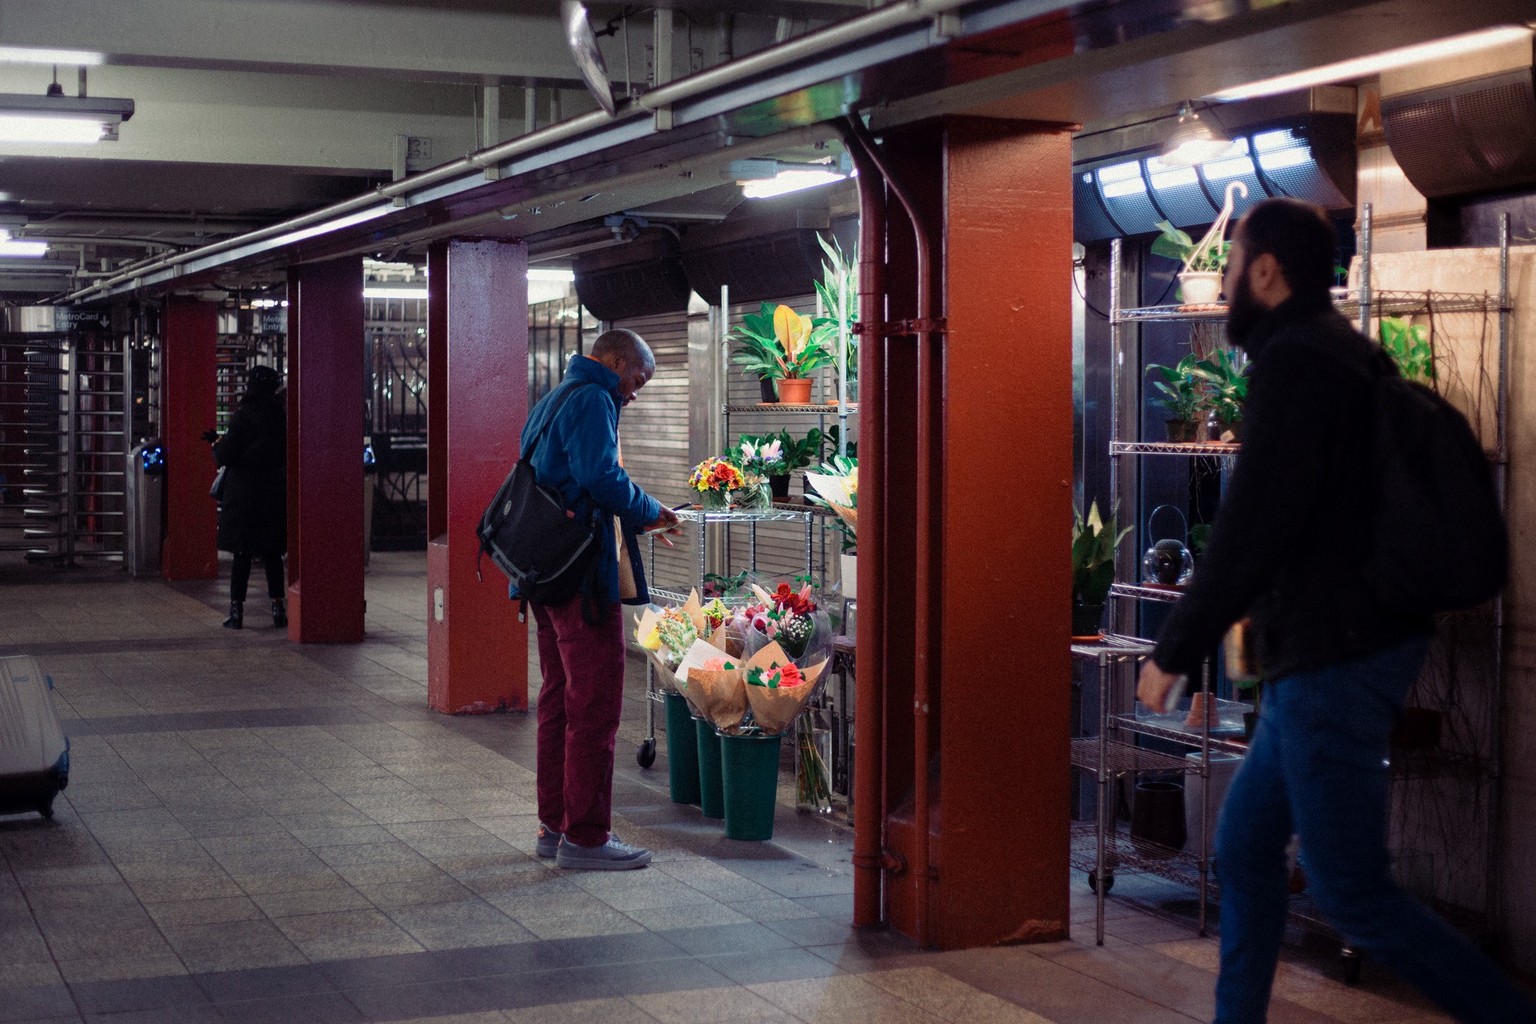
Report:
1214,637,1536,1024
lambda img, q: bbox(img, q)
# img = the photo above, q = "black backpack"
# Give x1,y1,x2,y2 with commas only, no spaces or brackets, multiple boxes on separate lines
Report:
1364,351,1507,612
477,382,600,607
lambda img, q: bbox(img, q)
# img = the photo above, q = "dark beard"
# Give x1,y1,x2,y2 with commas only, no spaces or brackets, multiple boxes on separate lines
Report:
1225,271,1267,351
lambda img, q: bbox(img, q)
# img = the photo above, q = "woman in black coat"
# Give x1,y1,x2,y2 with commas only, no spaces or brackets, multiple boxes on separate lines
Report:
212,365,287,629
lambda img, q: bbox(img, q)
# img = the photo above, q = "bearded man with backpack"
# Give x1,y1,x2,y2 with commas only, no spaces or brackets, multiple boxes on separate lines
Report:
1137,198,1531,1024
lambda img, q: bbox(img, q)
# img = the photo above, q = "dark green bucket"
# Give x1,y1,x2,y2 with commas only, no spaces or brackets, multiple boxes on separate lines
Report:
664,691,700,805
721,732,783,841
695,718,725,819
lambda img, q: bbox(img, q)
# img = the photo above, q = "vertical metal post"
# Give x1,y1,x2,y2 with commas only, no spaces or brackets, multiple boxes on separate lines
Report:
1107,238,1122,636
1357,202,1373,335
1486,213,1511,934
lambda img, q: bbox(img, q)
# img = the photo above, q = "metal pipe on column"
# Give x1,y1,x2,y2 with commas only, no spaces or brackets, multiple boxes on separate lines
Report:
842,114,937,945
843,125,887,928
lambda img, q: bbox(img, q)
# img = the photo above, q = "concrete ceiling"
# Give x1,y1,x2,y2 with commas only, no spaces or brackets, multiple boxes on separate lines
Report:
1,0,1534,300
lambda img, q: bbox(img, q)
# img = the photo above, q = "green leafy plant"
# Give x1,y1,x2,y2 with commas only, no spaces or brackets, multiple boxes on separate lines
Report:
1072,500,1132,608
732,429,824,477
1380,316,1435,384
820,424,857,463
1195,348,1250,427
1145,353,1210,423
1151,220,1229,273
731,302,834,382
811,235,858,383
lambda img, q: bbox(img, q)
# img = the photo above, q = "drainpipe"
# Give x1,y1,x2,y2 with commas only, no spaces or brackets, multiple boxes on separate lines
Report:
842,113,937,947
842,120,888,930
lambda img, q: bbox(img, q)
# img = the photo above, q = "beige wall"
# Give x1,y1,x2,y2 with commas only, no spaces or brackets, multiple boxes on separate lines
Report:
1355,248,1536,973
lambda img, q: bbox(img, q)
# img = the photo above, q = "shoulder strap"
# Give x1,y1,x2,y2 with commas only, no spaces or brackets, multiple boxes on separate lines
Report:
523,380,592,462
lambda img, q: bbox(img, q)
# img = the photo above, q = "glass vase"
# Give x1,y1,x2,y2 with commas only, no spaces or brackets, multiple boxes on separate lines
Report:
700,488,729,511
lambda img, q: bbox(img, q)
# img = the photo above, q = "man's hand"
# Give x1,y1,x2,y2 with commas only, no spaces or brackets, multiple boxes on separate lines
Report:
1137,660,1183,714
200,429,218,443
642,506,680,534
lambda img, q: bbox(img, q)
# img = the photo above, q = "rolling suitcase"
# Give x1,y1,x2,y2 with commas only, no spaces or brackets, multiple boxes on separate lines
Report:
0,656,70,819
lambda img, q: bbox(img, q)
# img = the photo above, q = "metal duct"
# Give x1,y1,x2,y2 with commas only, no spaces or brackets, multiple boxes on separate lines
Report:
1383,66,1536,198
680,205,832,305
573,227,693,322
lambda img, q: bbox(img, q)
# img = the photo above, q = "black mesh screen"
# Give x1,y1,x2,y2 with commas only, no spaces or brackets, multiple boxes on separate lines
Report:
1384,68,1536,198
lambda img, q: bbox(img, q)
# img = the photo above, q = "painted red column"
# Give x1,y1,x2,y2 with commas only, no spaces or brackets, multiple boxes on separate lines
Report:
425,239,529,713
286,258,365,642
863,117,1074,950
161,297,218,580
934,117,1074,948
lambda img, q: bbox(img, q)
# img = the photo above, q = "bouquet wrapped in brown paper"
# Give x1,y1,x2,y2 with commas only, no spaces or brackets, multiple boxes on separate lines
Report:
742,640,828,735
675,636,748,733
631,590,709,685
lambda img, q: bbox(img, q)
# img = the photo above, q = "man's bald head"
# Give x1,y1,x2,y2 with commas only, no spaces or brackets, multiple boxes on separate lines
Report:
589,329,656,407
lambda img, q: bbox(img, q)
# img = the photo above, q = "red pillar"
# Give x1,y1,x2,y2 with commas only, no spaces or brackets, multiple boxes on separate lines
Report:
860,117,1074,949
161,297,218,580
286,258,365,642
425,239,529,713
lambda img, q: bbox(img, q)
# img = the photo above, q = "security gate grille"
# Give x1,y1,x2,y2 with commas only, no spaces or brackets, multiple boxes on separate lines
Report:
15,331,130,563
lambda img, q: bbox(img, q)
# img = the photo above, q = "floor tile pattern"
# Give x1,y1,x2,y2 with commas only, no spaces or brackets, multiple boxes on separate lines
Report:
0,553,1467,1022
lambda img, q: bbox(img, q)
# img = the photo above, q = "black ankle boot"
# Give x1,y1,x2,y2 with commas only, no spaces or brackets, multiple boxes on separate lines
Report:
222,601,244,630
271,598,287,628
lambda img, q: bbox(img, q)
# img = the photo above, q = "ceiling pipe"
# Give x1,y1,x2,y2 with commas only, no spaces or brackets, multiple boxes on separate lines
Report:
66,0,977,303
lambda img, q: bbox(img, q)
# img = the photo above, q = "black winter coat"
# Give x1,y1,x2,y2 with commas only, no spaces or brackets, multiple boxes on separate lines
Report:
1152,295,1432,681
213,394,287,554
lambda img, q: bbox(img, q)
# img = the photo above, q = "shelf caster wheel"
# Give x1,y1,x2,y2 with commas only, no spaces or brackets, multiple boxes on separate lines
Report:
1088,869,1115,894
1341,948,1361,986
636,738,656,769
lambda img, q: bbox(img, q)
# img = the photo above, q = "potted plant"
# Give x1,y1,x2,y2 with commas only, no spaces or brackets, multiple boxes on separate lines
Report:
732,302,834,405
1145,353,1210,443
1072,500,1132,639
811,235,858,402
806,454,857,599
1379,316,1435,384
1151,219,1229,304
733,433,791,497
1195,348,1249,440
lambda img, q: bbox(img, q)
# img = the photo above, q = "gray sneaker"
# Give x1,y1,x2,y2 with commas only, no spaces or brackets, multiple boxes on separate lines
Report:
535,823,563,859
555,836,652,871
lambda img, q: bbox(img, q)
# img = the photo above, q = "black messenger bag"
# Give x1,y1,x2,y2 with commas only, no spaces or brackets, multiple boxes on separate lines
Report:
477,383,599,607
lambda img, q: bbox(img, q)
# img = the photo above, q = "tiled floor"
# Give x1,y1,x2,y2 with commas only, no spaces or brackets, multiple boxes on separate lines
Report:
0,552,1465,1022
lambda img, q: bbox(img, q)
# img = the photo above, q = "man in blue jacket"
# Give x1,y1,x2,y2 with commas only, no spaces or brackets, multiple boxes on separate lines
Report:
522,329,678,870
1138,199,1533,1024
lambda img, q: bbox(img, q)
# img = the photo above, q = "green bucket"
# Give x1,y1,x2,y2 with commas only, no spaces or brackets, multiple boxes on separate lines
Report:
721,732,783,841
695,718,725,819
664,691,700,805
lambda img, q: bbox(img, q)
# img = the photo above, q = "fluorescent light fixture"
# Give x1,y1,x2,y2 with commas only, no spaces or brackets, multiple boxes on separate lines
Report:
0,240,48,257
0,114,104,143
1209,25,1534,102
0,90,134,143
528,268,575,283
0,47,105,66
363,285,428,299
248,298,283,309
741,168,846,199
1096,160,1147,198
1160,102,1240,168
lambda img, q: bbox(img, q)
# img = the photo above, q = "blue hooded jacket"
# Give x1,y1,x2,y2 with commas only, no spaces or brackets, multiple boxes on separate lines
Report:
515,354,662,605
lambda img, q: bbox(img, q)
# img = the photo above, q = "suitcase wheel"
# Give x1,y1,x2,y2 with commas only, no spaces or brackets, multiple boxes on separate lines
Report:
636,738,656,769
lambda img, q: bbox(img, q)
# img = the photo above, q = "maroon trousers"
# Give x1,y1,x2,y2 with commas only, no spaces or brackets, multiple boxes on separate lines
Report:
531,595,625,848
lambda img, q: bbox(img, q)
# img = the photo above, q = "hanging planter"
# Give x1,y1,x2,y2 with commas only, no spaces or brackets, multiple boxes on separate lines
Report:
1177,271,1223,304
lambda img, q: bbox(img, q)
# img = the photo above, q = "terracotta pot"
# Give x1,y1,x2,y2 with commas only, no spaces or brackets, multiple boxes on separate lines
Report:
776,377,813,405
